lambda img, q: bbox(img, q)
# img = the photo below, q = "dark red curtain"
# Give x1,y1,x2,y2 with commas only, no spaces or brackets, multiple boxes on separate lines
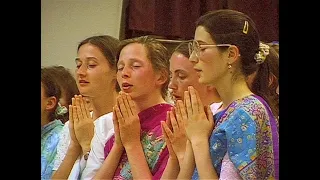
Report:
126,0,278,42
226,0,279,42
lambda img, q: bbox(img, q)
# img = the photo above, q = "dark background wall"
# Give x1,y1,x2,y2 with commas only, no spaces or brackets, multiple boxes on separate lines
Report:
122,0,278,52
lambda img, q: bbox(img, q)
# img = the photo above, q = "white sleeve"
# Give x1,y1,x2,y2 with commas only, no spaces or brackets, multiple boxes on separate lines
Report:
53,121,71,171
80,114,114,180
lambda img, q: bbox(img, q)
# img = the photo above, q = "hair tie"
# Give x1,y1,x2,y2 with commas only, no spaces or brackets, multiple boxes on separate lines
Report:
55,102,68,116
254,42,270,64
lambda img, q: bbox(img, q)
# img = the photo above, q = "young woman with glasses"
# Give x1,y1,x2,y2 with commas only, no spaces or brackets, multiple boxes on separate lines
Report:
162,9,279,180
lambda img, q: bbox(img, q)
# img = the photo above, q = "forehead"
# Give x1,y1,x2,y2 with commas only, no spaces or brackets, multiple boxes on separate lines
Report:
76,43,106,61
194,26,215,44
118,43,149,63
170,52,194,71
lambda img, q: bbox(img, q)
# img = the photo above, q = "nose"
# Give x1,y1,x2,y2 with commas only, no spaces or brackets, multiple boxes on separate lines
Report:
121,65,131,78
189,53,198,63
168,78,177,90
76,64,87,77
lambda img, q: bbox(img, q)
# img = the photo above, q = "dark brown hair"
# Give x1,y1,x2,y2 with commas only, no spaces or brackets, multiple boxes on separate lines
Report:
196,9,277,118
251,45,279,119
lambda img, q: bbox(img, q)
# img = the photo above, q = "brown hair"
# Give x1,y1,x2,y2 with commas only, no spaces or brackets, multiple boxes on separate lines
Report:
43,66,79,123
172,41,189,58
116,36,170,99
78,35,121,92
251,44,279,118
41,67,62,122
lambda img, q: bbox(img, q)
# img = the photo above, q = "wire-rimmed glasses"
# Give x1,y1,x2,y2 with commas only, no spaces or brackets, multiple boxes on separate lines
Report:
188,40,232,61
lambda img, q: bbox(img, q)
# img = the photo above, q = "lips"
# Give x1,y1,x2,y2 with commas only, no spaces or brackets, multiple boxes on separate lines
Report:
172,93,182,101
79,80,89,85
79,80,89,83
194,68,202,72
122,82,133,90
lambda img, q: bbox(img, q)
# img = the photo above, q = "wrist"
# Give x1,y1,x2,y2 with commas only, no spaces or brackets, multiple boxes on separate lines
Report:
69,142,81,151
177,154,184,164
113,143,124,151
67,143,82,157
190,138,209,147
124,141,142,150
80,143,91,154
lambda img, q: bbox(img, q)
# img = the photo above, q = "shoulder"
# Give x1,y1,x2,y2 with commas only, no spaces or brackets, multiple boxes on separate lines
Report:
222,95,271,129
231,95,268,117
94,112,113,129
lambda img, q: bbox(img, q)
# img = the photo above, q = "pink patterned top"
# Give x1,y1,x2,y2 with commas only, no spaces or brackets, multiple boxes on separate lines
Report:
104,103,173,180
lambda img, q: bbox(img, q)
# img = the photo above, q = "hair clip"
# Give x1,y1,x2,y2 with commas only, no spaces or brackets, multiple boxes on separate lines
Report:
243,21,249,34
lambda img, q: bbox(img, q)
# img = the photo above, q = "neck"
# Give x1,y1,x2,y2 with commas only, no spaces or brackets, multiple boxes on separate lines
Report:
133,92,167,113
217,77,252,109
41,113,51,127
203,92,222,106
91,90,118,120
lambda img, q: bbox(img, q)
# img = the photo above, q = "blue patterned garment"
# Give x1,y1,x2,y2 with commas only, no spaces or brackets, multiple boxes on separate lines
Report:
192,95,279,180
41,119,64,180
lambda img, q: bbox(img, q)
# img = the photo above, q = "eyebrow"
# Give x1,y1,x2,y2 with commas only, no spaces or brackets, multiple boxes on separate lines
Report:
75,57,98,62
196,40,211,45
117,58,144,65
174,69,187,74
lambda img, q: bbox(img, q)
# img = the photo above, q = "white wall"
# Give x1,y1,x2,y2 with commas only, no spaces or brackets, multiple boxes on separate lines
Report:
41,0,123,73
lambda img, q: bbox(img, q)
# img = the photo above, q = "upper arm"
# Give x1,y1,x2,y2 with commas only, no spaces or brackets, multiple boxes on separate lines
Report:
52,122,71,170
225,109,257,170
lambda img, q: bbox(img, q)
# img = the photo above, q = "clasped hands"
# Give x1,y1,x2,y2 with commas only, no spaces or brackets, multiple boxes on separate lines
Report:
69,95,94,154
112,92,141,149
161,86,215,165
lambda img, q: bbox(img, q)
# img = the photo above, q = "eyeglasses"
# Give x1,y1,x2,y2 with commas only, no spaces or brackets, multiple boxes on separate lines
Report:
188,40,232,61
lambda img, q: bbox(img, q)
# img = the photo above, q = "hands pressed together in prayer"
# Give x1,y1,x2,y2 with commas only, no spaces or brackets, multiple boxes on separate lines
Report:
112,92,141,149
69,95,94,155
161,86,215,166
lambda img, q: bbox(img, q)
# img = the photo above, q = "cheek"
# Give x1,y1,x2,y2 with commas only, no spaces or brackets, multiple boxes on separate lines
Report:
138,69,156,84
92,69,108,81
136,68,150,77
180,79,193,90
176,81,187,93
116,72,122,83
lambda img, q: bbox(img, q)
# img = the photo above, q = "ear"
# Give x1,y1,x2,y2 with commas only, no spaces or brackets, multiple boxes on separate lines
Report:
111,70,121,92
227,45,241,64
46,96,58,112
155,71,168,87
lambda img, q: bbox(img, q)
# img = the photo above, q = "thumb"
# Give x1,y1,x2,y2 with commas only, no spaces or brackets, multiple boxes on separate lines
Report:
112,107,119,129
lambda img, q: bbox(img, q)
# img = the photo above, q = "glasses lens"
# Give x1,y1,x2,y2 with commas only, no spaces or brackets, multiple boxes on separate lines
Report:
188,40,199,62
193,40,199,58
188,41,193,57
